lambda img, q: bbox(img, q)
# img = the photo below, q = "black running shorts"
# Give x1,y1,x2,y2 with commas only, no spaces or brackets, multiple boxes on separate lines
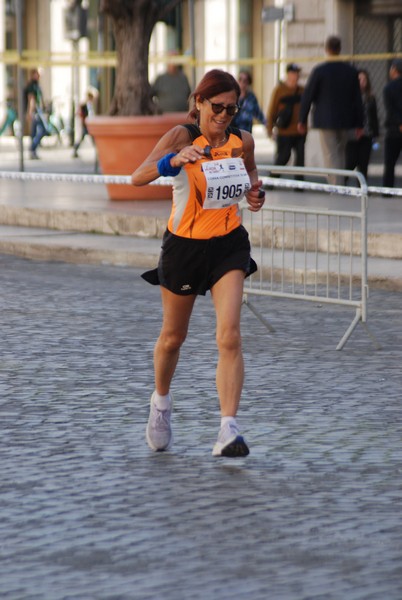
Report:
141,225,257,296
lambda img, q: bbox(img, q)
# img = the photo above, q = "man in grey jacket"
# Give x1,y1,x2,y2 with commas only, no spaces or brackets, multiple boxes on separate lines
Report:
382,59,402,190
298,36,364,183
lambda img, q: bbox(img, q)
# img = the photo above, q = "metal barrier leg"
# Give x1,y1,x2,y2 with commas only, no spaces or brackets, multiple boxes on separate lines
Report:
336,308,381,351
242,294,276,333
336,309,362,350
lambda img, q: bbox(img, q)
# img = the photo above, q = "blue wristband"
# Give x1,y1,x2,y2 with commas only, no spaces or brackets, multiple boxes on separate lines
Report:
157,153,181,177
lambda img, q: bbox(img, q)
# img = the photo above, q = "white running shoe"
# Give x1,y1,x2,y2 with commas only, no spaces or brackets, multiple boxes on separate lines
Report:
212,422,250,457
146,392,172,451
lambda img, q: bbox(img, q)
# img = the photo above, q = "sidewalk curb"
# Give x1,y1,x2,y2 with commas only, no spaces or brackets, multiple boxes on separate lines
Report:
1,235,401,291
0,237,158,269
0,205,168,238
1,204,402,260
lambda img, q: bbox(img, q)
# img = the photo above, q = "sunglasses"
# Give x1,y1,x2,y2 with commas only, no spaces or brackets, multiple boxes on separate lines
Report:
204,98,239,116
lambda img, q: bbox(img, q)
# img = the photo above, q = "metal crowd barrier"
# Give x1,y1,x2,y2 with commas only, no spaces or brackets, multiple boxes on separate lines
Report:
242,165,381,351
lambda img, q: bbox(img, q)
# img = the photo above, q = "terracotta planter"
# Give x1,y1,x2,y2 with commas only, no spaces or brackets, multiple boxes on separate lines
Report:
87,113,189,201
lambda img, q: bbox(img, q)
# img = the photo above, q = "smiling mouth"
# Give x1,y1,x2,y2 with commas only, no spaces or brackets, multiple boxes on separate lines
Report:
213,118,228,126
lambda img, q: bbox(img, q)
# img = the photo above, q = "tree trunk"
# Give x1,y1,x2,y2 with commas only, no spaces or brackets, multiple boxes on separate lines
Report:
101,0,183,116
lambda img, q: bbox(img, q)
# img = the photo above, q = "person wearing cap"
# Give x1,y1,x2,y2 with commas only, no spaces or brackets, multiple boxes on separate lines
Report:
266,63,305,177
298,36,364,184
382,59,402,189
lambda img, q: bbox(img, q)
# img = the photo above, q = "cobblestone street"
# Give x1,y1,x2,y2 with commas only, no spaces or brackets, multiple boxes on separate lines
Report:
1,255,401,600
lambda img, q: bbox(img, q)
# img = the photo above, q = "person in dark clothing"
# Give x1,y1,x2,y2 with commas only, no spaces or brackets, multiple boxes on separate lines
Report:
24,68,47,160
73,90,96,158
298,35,364,183
345,69,379,182
382,59,402,190
231,70,266,133
267,63,305,178
150,58,191,113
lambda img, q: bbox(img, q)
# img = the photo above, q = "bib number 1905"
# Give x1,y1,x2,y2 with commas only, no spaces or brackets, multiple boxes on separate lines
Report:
215,183,244,200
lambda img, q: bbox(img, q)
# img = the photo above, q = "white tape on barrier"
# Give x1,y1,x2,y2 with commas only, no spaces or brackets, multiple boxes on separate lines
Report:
260,175,363,197
367,185,402,197
257,164,402,197
0,170,130,185
0,171,174,186
261,175,402,197
0,169,401,197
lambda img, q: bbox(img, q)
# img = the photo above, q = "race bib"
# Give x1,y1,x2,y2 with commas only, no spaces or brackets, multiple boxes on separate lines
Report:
202,158,251,209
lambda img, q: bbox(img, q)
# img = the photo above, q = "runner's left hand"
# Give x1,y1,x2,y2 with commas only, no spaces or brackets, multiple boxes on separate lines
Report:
246,180,265,212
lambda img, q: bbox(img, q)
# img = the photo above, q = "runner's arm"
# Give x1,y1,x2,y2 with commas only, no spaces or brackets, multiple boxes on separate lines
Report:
132,126,192,186
241,130,265,212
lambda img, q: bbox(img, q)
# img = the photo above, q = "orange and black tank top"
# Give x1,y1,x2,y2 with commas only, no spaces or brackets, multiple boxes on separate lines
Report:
167,125,246,239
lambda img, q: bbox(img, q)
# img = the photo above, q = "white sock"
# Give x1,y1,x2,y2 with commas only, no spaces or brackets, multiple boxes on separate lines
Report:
153,391,171,410
221,416,238,430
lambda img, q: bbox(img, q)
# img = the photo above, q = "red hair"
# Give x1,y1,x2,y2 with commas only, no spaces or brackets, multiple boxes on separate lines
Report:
188,69,241,120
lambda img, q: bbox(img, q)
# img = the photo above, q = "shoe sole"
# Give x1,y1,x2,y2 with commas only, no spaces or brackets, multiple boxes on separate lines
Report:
146,433,170,451
146,425,172,452
213,435,250,457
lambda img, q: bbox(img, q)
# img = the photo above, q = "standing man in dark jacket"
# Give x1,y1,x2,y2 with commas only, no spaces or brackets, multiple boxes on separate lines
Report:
298,36,364,183
382,59,402,189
